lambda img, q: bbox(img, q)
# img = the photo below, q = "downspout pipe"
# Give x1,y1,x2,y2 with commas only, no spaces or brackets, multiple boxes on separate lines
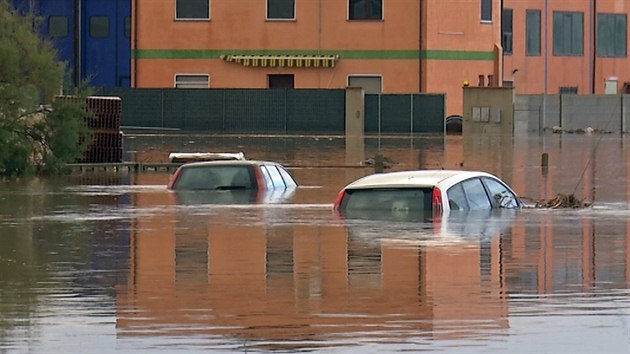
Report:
74,0,81,87
591,0,596,94
133,0,138,87
418,0,423,93
500,0,504,86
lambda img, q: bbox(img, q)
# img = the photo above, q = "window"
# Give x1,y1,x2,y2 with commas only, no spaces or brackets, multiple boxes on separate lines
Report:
349,0,382,20
553,11,584,56
267,0,294,20
502,8,513,55
175,74,209,88
341,188,431,213
48,16,68,37
481,0,492,22
559,86,578,94
526,9,541,56
277,166,298,188
461,178,492,210
176,0,209,20
264,165,286,188
89,16,109,38
124,16,131,38
268,74,294,88
348,76,382,94
597,13,627,57
482,178,519,208
447,183,469,211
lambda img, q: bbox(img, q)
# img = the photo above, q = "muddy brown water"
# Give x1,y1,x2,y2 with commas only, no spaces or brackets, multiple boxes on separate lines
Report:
1,133,630,353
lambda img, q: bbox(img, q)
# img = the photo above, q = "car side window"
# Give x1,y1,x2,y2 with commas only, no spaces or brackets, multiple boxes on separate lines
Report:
277,166,297,187
482,177,519,208
259,165,276,189
446,183,469,210
461,178,492,210
265,165,287,188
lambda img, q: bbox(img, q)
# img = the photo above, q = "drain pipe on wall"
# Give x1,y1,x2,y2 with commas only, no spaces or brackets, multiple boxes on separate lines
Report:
133,0,138,87
590,0,596,94
74,0,81,87
418,0,423,93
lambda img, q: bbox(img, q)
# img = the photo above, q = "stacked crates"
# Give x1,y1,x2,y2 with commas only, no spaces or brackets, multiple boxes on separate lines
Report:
77,96,123,163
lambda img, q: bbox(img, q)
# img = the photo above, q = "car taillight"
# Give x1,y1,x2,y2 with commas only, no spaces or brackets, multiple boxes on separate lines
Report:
432,187,443,215
253,167,267,190
333,189,346,211
166,167,183,190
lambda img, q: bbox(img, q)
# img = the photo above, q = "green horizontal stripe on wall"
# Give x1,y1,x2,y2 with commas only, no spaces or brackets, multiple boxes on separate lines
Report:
133,49,494,61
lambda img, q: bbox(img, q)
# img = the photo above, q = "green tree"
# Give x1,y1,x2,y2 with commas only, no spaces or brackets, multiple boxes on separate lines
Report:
0,0,91,177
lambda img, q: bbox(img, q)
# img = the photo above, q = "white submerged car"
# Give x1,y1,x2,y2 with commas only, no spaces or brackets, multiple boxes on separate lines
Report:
333,170,522,220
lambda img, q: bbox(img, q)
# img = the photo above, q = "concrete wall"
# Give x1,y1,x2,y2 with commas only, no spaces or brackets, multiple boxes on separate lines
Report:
514,95,560,133
515,94,630,133
560,95,623,132
463,87,515,136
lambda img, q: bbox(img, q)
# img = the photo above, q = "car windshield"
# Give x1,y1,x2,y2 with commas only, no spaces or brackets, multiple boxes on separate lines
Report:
172,165,254,190
340,188,433,215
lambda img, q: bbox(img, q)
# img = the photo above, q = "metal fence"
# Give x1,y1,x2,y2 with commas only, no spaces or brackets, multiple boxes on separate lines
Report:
97,88,445,134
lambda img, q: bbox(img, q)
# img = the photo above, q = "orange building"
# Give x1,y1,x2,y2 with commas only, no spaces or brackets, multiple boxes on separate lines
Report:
132,0,502,117
503,0,630,95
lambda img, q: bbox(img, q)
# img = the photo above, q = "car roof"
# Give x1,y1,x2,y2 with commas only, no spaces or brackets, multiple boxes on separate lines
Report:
179,160,282,168
343,170,497,189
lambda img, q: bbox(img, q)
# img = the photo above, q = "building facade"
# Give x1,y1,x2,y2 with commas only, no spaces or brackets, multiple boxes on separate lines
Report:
12,0,131,87
132,0,502,117
17,0,630,118
503,0,630,95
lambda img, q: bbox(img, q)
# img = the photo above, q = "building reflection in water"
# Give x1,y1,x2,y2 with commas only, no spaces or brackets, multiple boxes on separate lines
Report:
116,185,511,341
113,134,630,345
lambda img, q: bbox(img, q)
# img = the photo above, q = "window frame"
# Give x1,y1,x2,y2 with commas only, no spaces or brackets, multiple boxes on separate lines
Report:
175,0,210,21
553,11,584,56
348,0,383,21
597,13,627,58
174,74,209,88
266,0,295,21
481,0,492,23
526,9,541,56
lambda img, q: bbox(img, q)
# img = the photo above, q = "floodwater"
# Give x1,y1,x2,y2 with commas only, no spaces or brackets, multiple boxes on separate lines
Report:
2,132,630,353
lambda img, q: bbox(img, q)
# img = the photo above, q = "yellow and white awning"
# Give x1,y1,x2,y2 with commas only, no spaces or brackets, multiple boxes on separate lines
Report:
220,54,338,68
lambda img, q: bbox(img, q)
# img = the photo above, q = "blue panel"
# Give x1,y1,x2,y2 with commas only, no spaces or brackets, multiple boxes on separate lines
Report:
22,0,77,85
116,0,131,87
82,0,130,87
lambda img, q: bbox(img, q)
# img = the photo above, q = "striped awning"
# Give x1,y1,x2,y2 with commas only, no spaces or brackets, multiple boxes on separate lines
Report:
220,54,338,68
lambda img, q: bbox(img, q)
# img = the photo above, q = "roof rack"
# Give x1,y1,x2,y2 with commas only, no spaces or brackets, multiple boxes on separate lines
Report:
168,152,246,163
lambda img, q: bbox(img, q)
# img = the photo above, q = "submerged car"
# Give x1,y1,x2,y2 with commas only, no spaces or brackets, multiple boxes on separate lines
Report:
333,170,521,219
167,160,298,204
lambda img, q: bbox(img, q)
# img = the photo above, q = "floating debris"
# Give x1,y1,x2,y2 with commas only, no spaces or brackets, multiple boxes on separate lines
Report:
551,126,612,134
533,193,591,209
361,154,396,169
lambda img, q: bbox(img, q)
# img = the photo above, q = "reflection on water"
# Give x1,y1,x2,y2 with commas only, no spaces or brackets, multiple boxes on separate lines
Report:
1,133,630,353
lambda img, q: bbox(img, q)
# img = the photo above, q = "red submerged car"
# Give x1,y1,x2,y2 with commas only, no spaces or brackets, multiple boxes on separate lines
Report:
167,159,298,204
